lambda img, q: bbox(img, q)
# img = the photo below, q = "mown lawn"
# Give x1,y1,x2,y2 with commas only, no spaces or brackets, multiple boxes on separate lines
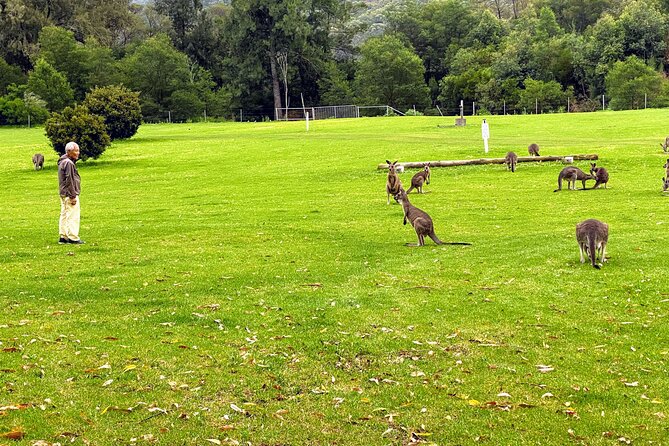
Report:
1,110,668,445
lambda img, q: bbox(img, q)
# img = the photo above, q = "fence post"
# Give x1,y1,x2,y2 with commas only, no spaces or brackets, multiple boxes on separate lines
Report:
645,93,647,109
503,100,506,115
567,97,570,113
240,109,243,122
472,102,475,116
602,95,605,110
535,98,538,114
204,108,207,122
306,112,309,132
168,110,171,123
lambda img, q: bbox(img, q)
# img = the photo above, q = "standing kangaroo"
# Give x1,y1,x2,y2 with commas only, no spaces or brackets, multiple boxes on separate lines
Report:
505,151,518,172
576,219,608,269
664,159,669,178
32,153,44,170
406,163,431,194
590,163,609,189
660,137,669,152
528,143,540,156
393,189,471,247
554,166,594,192
663,177,669,192
386,160,403,205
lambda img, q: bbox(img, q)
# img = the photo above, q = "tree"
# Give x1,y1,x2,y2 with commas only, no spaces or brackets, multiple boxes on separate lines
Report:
355,35,430,110
27,59,74,111
518,78,569,113
83,85,142,140
35,26,89,99
618,1,668,64
0,56,26,95
121,34,191,114
155,0,203,51
45,105,111,160
605,56,663,110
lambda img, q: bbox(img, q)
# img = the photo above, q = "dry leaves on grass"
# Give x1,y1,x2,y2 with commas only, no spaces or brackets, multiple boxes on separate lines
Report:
0,427,25,439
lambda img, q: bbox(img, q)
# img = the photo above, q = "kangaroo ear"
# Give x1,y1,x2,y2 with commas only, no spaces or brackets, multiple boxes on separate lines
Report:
393,160,398,165
386,160,391,165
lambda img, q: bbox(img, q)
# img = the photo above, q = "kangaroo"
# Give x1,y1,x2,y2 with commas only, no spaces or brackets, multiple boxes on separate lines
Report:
393,189,471,246
386,160,403,205
590,163,609,189
664,159,669,178
663,177,669,192
528,143,540,156
576,219,608,269
554,166,594,192
406,163,431,194
32,153,44,170
505,151,518,172
660,137,669,152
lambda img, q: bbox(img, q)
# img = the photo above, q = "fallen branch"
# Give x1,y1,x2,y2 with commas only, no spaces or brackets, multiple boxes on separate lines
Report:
378,154,598,169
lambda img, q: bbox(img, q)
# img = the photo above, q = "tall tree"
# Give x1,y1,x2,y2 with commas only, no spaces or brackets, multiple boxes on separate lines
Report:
155,0,203,51
36,26,89,99
26,58,74,111
605,56,663,110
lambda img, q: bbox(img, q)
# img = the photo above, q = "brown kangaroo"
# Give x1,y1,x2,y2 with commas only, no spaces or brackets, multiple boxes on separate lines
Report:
386,160,402,205
554,166,594,192
505,151,518,172
576,219,608,269
393,189,471,246
590,163,609,189
660,137,669,152
32,153,44,170
406,163,431,194
663,177,669,192
528,143,540,156
664,159,669,178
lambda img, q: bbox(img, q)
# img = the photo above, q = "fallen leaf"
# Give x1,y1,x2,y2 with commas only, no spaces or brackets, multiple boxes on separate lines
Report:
0,428,25,439
206,440,221,445
624,382,639,387
102,379,113,387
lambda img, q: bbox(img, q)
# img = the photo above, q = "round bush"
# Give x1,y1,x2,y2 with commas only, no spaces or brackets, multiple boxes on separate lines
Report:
83,85,142,140
45,105,111,160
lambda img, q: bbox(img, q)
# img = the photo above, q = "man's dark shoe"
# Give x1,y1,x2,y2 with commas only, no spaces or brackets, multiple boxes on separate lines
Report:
58,237,69,244
69,240,86,245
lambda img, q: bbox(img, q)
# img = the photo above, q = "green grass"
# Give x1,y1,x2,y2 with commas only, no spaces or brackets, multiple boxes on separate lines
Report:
1,110,669,445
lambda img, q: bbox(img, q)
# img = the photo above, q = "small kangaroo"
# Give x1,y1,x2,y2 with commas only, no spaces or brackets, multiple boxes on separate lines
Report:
576,219,608,269
386,160,403,205
590,162,609,189
406,163,431,194
393,189,471,246
663,177,669,192
505,151,518,172
32,153,44,170
554,166,594,192
660,137,669,152
528,143,540,156
664,159,669,178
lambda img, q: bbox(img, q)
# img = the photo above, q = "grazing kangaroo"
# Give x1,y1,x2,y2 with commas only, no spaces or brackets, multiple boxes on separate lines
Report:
393,189,471,247
32,153,44,170
528,143,540,156
663,177,669,192
505,151,518,172
660,137,669,152
576,219,608,269
590,163,609,189
554,166,594,192
406,163,431,194
386,160,403,204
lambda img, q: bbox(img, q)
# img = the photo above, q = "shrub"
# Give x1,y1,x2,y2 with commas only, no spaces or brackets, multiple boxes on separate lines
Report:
83,85,142,140
45,105,111,160
168,90,203,122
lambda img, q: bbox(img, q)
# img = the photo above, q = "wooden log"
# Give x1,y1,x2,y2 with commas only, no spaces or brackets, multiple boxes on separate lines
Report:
377,154,598,169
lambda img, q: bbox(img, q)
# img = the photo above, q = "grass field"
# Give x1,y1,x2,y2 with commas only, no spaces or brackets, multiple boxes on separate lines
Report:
1,110,669,445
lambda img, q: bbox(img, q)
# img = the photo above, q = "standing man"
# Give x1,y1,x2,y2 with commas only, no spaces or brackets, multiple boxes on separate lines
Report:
481,119,490,154
58,141,85,244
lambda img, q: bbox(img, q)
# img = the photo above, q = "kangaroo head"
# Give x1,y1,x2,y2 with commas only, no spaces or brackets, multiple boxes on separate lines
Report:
386,160,398,175
664,177,669,192
393,188,408,203
590,162,597,174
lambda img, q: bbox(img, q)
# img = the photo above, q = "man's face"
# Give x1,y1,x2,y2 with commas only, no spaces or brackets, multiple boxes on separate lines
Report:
68,146,80,160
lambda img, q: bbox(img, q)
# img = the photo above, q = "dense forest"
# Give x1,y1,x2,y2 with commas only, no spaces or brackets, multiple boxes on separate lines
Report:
1,0,668,123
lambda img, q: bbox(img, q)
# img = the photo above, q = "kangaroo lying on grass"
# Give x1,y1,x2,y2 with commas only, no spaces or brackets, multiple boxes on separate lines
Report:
554,166,594,192
576,219,608,269
32,153,44,170
406,163,431,194
528,143,540,156
590,163,609,189
393,189,471,247
386,160,402,205
505,151,518,172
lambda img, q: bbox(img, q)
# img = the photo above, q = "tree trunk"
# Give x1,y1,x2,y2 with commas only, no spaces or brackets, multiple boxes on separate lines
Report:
269,46,282,119
378,154,599,169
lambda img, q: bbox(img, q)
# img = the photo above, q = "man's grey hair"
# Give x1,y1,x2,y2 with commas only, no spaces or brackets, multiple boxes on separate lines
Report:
65,141,79,153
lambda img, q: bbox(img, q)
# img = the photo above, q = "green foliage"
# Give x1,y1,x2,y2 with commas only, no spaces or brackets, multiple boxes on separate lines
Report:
83,85,142,140
0,57,26,95
605,56,663,110
168,89,204,121
318,61,355,106
518,78,569,113
45,105,111,159
26,59,74,112
36,26,89,99
355,35,430,110
618,0,668,63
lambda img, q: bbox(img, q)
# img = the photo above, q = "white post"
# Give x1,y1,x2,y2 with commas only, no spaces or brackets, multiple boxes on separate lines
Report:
472,102,475,115
481,119,490,154
567,97,570,113
306,112,309,132
413,104,416,115
168,110,171,123
503,100,506,115
535,98,538,114
602,95,605,110
436,105,443,116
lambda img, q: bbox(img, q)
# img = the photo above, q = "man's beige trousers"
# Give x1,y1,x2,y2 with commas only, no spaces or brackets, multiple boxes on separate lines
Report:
59,195,81,241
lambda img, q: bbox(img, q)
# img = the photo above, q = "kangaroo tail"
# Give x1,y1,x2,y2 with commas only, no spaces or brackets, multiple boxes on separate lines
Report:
428,232,443,245
442,242,472,245
511,162,515,173
406,185,415,194
588,236,600,269
554,175,562,192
